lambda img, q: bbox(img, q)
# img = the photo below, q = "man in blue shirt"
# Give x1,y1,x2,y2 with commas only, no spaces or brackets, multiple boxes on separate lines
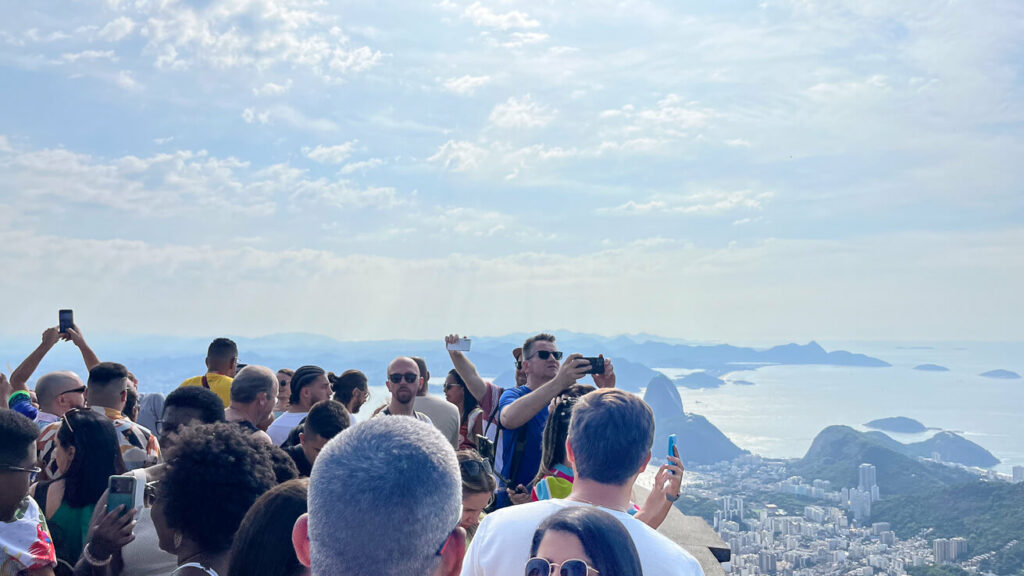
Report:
495,333,616,508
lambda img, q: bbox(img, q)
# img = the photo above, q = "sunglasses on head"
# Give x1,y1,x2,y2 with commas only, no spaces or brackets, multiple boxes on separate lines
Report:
61,407,87,434
525,558,598,576
527,350,563,361
459,458,493,477
389,372,419,384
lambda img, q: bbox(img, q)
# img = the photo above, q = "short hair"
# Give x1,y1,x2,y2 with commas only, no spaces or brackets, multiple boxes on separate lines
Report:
568,389,654,485
0,410,39,466
290,365,326,406
228,479,309,576
308,417,460,576
231,366,278,404
208,338,238,362
522,333,556,359
457,450,496,496
161,422,276,553
164,386,227,424
277,368,295,377
530,507,643,576
88,362,130,390
329,370,367,404
261,444,300,484
411,357,428,395
303,401,350,440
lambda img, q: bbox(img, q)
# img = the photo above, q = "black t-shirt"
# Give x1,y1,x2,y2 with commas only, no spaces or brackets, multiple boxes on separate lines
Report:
285,444,313,477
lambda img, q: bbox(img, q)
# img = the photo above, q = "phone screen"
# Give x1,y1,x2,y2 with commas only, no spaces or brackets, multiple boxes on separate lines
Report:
59,309,74,334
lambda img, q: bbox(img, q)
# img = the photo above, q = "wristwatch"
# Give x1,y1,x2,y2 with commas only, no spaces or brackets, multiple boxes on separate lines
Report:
666,492,680,502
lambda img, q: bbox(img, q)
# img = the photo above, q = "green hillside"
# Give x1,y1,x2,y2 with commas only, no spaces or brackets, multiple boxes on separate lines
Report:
790,426,975,496
874,481,1024,575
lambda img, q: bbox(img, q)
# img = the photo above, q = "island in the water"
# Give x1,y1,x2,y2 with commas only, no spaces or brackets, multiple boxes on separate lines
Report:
913,364,949,372
865,416,927,434
980,369,1021,379
676,371,726,389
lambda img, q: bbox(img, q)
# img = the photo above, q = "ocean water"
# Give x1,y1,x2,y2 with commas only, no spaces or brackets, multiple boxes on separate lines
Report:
656,340,1024,474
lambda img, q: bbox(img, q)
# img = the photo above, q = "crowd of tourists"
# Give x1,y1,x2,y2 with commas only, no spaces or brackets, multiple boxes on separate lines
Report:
1,325,703,576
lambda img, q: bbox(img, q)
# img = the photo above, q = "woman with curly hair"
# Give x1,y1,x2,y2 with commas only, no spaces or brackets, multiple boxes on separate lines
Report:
150,422,277,576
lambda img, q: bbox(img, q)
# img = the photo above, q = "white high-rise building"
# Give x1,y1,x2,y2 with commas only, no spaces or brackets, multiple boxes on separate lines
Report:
934,539,950,564
859,463,877,491
950,537,968,560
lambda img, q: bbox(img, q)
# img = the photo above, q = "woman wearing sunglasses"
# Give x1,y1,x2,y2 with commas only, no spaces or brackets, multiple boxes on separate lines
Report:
527,506,643,576
457,450,497,541
445,370,483,451
32,408,123,568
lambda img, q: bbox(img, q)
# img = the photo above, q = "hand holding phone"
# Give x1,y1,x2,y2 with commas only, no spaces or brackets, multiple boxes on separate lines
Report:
446,337,471,352
582,356,605,375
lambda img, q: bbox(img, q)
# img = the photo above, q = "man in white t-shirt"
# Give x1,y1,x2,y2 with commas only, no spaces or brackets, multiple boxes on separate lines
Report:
460,389,705,576
267,365,331,446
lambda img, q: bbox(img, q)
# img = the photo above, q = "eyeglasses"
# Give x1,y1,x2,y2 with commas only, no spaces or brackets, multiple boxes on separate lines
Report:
527,350,563,361
525,558,598,576
0,465,42,483
389,372,419,384
61,407,86,434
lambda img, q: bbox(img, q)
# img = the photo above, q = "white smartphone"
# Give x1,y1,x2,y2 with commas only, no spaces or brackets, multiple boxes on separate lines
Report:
446,338,471,352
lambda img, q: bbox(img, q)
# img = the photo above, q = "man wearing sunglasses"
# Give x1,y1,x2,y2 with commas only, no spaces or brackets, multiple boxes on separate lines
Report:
375,357,433,424
494,334,616,508
5,325,99,427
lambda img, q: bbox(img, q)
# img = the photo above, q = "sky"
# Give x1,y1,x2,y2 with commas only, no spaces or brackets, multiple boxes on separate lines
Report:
0,0,1022,343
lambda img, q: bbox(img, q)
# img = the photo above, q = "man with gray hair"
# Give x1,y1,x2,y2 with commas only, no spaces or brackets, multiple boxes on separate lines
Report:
461,389,704,576
292,416,467,576
226,365,279,444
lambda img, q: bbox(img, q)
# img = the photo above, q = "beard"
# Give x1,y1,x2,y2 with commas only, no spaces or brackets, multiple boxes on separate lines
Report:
395,387,415,404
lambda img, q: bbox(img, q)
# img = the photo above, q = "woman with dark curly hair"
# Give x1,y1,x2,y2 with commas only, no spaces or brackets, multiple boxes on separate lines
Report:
527,506,643,576
150,422,277,576
227,479,309,576
32,408,123,566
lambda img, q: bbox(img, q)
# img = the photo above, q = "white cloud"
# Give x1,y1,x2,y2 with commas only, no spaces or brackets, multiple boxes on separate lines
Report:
428,140,488,172
252,80,293,97
503,32,549,48
725,138,752,148
441,74,492,95
98,17,136,42
601,190,774,216
489,95,555,129
60,50,117,63
242,108,270,125
339,158,385,174
305,142,358,165
153,137,174,145
116,70,141,91
0,135,12,153
463,2,541,30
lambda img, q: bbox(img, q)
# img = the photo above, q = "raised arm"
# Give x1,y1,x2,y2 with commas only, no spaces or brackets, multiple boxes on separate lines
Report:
499,355,589,430
445,334,489,403
10,327,62,391
65,325,100,371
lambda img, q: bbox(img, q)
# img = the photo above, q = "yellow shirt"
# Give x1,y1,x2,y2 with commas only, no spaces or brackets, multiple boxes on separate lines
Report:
179,372,233,407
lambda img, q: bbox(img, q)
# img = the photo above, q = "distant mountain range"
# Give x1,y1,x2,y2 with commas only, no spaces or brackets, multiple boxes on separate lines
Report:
863,430,1000,468
642,374,746,465
913,364,949,372
789,426,977,496
0,332,893,394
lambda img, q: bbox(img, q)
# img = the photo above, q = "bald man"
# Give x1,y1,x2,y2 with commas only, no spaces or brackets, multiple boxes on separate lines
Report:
33,371,87,428
374,357,433,423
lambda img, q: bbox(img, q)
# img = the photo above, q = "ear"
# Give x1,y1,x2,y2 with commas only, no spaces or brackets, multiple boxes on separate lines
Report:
292,513,312,568
638,450,652,475
205,357,212,371
298,432,306,447
437,527,467,576
565,438,576,472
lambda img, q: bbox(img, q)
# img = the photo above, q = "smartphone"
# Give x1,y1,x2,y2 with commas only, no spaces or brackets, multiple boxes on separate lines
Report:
107,475,137,514
582,356,605,375
667,434,678,475
446,338,472,352
59,309,74,334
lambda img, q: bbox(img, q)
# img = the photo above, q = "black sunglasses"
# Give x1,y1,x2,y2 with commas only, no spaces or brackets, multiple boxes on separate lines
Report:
526,558,597,576
389,372,419,384
459,458,493,478
58,386,87,397
527,350,563,361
